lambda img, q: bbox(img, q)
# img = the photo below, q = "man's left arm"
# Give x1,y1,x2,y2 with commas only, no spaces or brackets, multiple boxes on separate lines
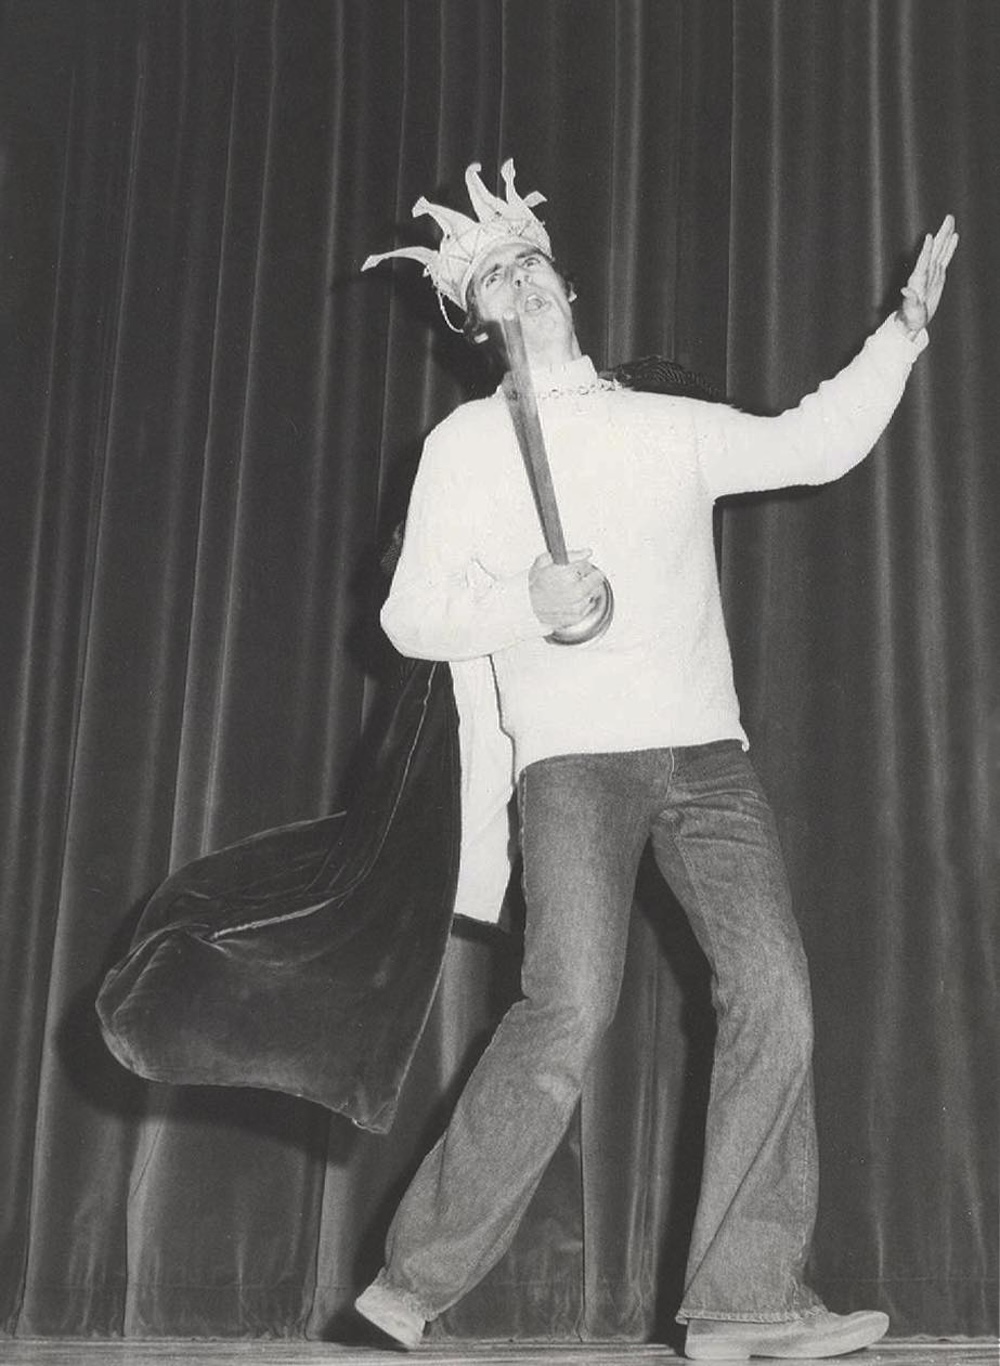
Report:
699,215,958,500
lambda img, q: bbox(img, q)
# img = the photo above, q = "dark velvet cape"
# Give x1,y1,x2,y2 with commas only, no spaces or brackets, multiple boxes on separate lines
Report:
96,358,723,1133
98,658,460,1134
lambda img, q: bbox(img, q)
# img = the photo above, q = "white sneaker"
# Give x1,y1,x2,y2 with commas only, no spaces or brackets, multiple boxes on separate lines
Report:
354,1280,426,1350
685,1307,890,1359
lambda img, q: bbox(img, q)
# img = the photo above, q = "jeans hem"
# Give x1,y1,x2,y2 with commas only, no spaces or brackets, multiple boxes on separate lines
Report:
677,1302,828,1326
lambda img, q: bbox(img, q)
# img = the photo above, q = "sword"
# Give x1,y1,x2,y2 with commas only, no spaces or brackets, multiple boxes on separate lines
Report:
499,311,614,646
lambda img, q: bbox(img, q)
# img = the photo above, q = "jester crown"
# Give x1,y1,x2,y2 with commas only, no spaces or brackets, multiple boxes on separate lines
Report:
362,160,551,316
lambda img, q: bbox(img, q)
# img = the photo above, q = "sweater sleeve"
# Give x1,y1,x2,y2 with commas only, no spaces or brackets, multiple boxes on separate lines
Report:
695,315,929,500
380,417,547,662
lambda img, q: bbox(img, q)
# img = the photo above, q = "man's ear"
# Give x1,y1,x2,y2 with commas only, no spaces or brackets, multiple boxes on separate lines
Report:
568,287,578,302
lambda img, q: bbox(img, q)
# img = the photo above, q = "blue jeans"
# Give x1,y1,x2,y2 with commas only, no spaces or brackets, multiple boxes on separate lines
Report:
378,742,823,1324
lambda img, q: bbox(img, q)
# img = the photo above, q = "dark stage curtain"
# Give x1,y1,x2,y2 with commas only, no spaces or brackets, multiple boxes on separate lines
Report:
721,1,999,1337
0,0,995,1345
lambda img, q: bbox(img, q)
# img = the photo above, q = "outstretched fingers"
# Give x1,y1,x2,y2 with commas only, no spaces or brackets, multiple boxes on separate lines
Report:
927,214,959,275
901,213,958,327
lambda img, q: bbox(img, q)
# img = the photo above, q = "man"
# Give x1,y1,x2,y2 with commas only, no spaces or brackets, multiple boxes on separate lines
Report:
357,160,957,1358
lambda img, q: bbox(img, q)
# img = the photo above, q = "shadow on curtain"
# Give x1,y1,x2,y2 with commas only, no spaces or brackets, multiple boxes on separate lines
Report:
0,0,994,1345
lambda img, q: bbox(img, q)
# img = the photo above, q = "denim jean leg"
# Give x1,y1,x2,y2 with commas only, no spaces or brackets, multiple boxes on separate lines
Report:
649,743,822,1322
380,752,653,1319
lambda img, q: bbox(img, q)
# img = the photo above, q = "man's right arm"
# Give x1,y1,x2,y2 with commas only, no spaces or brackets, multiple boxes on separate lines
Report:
380,428,546,662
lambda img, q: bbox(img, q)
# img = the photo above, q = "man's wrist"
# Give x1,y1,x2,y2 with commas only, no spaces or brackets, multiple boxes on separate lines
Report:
893,309,925,342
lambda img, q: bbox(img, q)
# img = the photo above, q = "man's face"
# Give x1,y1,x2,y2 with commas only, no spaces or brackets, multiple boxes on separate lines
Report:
467,241,578,362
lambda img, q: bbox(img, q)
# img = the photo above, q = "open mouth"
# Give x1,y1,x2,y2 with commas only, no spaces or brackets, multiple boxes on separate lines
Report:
522,293,548,314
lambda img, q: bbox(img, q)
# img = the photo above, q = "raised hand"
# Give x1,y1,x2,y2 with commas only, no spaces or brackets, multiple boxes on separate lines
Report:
897,214,959,335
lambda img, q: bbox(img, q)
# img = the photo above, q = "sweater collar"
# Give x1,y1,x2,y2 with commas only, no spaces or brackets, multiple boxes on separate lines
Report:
496,354,616,400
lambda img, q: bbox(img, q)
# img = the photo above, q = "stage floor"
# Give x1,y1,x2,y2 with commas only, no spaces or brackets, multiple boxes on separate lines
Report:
0,1339,995,1366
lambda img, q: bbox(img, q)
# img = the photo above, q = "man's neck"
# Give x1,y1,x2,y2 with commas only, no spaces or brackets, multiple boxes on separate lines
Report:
523,334,583,370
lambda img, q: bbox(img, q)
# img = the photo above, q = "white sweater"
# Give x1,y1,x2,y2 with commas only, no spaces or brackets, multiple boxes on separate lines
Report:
382,316,927,920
